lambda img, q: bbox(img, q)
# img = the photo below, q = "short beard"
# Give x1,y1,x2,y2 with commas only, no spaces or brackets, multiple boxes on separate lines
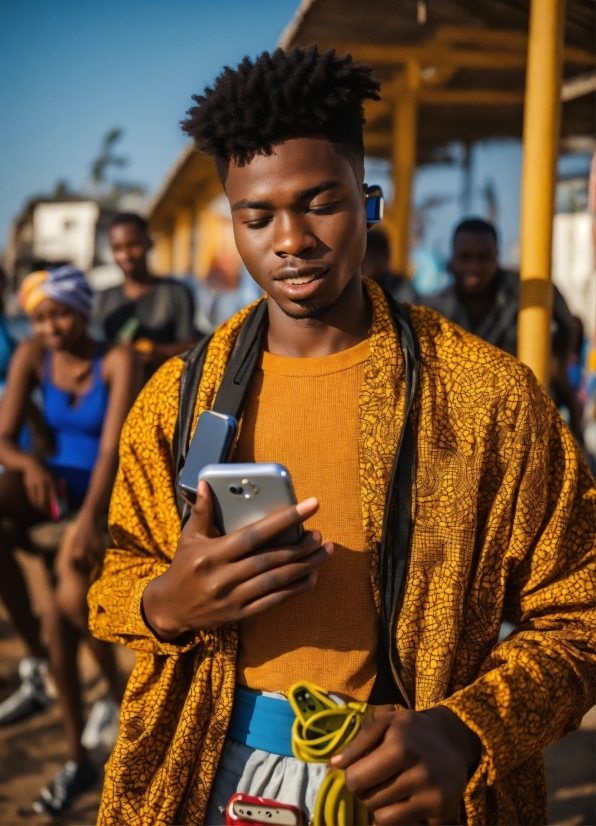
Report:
276,292,342,321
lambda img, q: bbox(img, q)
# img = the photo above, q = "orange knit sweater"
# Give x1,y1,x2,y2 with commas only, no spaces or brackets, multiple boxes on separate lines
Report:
234,338,378,701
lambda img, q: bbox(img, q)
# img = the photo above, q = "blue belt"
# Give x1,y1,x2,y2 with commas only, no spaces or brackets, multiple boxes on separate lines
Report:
228,686,295,757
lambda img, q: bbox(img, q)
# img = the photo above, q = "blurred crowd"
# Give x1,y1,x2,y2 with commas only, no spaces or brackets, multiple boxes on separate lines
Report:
0,209,592,814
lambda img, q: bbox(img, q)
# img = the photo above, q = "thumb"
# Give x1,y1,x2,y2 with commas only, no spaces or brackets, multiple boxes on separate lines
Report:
188,480,219,538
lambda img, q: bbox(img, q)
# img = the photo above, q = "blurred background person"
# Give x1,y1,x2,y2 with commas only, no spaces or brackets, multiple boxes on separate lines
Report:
0,266,140,814
0,267,15,392
93,213,200,379
361,228,419,304
425,217,584,443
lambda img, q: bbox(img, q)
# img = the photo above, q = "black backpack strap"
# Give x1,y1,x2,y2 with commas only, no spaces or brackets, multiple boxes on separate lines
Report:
369,294,420,707
172,300,268,519
173,335,213,517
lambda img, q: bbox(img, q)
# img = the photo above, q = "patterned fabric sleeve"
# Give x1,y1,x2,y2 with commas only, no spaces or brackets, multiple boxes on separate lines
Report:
440,372,596,821
88,357,203,656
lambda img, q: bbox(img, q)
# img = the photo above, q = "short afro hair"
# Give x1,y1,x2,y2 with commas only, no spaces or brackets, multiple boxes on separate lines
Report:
453,217,498,246
181,45,381,180
110,212,149,235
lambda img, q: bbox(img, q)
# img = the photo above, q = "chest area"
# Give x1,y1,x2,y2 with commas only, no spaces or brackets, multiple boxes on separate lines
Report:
42,371,108,435
234,361,367,546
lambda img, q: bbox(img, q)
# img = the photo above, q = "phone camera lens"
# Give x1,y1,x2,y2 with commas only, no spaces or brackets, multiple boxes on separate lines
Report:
229,485,243,495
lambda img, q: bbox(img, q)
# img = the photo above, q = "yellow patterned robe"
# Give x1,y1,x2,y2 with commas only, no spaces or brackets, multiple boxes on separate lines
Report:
89,280,596,825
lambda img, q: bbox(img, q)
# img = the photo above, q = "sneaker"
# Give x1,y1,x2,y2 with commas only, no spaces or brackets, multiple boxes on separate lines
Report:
0,657,54,726
81,697,120,750
32,760,98,815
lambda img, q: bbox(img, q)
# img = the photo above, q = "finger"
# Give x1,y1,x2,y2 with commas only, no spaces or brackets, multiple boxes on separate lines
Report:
331,713,393,768
224,497,319,560
223,532,329,586
359,764,425,811
234,543,332,606
237,567,320,619
187,480,219,537
372,798,429,826
45,479,58,515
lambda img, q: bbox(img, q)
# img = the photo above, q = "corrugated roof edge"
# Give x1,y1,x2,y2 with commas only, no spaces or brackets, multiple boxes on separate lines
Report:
278,0,320,49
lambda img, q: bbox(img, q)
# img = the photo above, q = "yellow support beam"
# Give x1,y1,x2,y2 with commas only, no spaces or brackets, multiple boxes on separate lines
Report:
171,207,194,275
419,89,524,105
518,0,566,386
391,62,420,274
328,40,594,71
365,88,523,126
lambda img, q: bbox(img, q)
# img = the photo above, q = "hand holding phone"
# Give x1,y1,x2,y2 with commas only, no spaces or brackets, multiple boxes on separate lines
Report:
142,480,333,641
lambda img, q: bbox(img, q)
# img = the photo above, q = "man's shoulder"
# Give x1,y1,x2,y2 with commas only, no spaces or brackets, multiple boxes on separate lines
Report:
408,304,537,404
154,276,194,297
124,356,186,441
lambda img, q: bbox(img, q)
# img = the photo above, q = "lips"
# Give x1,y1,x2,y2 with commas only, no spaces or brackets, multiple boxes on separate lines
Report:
274,265,328,284
273,265,328,300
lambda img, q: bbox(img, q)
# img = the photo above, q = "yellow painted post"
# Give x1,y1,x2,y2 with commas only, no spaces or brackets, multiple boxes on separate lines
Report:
171,207,194,275
151,230,173,276
518,0,566,386
391,61,420,274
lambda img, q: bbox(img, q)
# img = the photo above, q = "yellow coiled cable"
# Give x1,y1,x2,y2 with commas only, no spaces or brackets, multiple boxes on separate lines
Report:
288,682,372,826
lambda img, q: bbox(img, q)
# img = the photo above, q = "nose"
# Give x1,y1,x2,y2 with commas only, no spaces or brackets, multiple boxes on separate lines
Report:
273,212,317,258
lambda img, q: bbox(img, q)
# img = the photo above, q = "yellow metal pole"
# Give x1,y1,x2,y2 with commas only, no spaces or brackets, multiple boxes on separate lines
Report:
518,0,566,386
391,61,420,274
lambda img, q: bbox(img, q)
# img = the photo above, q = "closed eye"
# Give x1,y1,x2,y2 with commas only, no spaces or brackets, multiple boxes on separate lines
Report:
245,216,273,229
309,201,340,215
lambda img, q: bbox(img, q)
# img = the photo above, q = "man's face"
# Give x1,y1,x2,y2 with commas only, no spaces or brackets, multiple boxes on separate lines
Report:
449,231,498,296
109,222,151,278
225,137,367,319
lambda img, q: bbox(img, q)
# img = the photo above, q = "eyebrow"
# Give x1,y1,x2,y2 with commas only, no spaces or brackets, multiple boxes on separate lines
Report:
231,180,342,212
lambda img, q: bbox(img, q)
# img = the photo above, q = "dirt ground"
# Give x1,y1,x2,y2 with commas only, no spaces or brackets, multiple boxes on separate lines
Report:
0,550,594,826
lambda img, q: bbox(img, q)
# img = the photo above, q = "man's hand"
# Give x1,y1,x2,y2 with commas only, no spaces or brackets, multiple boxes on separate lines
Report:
142,480,333,640
330,705,481,825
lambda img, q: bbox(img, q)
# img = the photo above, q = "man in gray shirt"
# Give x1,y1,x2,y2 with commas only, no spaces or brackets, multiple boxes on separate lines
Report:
94,213,199,378
425,217,583,441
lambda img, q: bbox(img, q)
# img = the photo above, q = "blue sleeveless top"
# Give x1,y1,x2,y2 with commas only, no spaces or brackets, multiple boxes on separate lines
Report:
42,350,110,504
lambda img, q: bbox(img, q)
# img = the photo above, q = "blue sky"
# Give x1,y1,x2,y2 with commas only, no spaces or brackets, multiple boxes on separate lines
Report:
0,0,298,245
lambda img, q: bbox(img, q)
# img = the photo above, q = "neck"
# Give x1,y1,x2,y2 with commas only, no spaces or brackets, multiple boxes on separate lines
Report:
122,267,157,298
266,273,371,358
58,333,97,362
457,282,497,328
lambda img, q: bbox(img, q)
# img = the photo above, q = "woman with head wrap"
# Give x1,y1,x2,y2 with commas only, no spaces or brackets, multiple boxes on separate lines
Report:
0,265,141,813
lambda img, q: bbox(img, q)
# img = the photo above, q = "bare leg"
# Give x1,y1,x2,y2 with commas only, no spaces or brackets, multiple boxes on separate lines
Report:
43,598,86,763
0,471,46,658
55,535,125,702
46,526,124,760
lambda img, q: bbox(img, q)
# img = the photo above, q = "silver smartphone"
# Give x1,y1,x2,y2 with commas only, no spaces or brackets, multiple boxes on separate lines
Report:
197,463,303,547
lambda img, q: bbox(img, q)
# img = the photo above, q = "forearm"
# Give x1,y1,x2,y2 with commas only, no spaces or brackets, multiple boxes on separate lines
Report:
88,549,203,654
0,436,39,473
439,630,595,783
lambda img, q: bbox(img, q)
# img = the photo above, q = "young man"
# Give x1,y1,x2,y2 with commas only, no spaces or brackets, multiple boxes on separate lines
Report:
361,228,419,305
93,213,199,377
426,218,584,442
89,47,596,826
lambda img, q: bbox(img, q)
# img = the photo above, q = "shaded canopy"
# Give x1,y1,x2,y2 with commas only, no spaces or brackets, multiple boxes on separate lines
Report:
280,0,596,162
